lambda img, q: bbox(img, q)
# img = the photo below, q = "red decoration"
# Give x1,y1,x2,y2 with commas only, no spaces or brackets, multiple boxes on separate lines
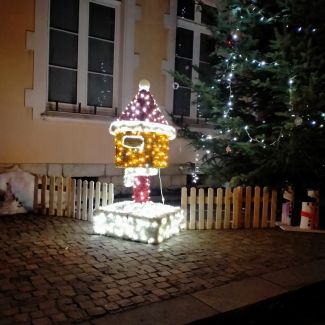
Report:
133,176,150,203
225,35,235,48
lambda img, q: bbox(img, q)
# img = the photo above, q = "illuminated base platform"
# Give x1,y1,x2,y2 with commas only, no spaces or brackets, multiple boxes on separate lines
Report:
93,201,185,244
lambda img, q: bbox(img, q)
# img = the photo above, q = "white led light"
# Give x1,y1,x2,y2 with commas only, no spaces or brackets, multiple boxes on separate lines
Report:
93,202,184,244
109,120,176,140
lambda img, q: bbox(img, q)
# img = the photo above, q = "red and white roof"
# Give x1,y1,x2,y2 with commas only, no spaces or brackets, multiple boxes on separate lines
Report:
109,81,176,140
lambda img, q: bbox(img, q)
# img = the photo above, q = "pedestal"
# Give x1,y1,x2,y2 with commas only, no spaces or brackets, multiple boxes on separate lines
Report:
93,201,185,244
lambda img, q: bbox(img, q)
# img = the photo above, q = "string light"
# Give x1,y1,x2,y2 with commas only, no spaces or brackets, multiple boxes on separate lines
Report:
100,81,184,244
197,6,310,148
182,1,324,181
191,152,200,183
93,202,185,244
115,132,169,168
109,80,176,203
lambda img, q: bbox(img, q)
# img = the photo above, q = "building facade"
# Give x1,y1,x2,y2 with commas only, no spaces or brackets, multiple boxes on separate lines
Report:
0,0,218,192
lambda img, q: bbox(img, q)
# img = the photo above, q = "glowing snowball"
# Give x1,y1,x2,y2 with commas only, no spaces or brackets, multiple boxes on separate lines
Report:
139,79,151,91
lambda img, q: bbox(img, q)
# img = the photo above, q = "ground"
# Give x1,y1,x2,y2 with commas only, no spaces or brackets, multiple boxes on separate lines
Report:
0,214,325,324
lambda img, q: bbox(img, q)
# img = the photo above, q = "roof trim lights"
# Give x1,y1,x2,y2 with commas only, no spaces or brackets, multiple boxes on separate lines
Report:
109,120,176,140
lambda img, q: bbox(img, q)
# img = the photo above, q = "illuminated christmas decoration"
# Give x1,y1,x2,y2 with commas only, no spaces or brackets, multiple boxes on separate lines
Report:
93,202,185,244
109,80,176,203
177,0,325,188
93,80,184,244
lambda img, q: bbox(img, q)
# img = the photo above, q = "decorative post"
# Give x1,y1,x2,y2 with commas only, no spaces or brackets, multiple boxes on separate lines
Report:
109,80,176,203
92,80,185,244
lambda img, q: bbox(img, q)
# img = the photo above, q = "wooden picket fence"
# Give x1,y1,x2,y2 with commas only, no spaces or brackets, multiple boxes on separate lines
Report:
33,175,114,221
181,186,277,230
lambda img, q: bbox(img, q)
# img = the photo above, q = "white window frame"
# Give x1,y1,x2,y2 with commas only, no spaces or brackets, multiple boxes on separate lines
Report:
50,0,121,113
164,0,218,121
26,0,138,121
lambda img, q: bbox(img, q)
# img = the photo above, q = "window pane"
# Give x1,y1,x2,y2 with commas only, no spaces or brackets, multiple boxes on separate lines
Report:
89,3,115,41
176,28,193,59
87,73,113,107
50,0,79,32
200,34,215,63
201,4,217,26
48,67,77,104
173,87,191,116
175,57,192,86
177,0,194,20
88,38,114,74
49,30,78,69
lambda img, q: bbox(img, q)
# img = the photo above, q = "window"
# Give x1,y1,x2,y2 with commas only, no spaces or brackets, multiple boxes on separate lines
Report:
47,0,120,115
173,0,216,119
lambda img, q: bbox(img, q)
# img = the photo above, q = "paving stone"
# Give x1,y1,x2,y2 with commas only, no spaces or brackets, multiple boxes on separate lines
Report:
105,288,120,296
50,312,67,322
58,303,79,312
151,288,168,297
106,294,122,302
131,296,146,304
14,313,30,322
156,282,170,289
93,298,109,307
32,317,52,325
14,293,32,301
90,292,106,299
20,304,39,313
38,301,55,310
65,310,87,320
103,302,119,312
1,215,325,324
1,307,19,316
116,299,134,308
30,310,44,319
86,306,106,316
32,290,48,297
43,307,61,317
0,317,13,325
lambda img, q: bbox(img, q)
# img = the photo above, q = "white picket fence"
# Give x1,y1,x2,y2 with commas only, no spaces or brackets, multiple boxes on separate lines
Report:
181,186,277,230
33,175,114,221
33,176,278,230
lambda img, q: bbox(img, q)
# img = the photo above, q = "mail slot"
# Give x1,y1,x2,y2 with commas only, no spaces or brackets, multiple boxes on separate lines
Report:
122,135,144,150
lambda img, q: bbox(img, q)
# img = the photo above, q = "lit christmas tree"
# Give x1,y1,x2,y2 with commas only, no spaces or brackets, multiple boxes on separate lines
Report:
175,0,325,194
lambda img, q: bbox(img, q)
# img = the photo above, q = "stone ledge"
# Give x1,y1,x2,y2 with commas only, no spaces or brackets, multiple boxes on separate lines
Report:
62,164,106,177
192,277,285,313
19,164,47,175
93,295,216,325
261,259,325,289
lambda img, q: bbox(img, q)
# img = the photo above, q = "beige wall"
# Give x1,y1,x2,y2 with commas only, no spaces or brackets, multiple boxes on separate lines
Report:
0,0,196,167
134,0,169,105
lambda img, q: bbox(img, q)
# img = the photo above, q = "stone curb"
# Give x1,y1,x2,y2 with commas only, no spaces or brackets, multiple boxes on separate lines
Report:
92,259,325,325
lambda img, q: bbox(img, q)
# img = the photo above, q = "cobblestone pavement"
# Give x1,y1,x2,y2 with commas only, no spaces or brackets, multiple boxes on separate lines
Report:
1,214,325,324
